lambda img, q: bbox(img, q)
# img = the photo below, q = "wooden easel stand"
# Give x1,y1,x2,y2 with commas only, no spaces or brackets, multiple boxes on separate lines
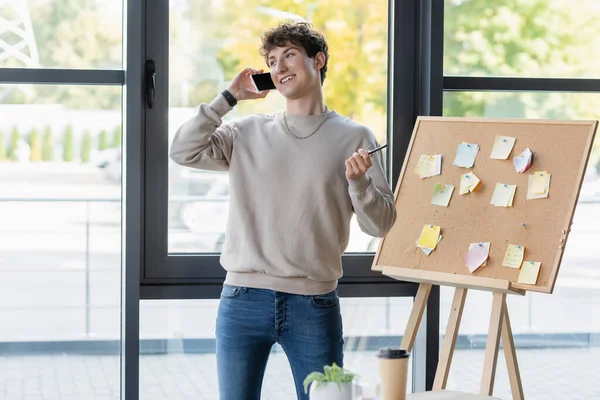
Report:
402,283,524,400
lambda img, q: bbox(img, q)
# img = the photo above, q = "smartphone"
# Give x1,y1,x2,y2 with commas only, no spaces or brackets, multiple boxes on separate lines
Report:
251,72,276,91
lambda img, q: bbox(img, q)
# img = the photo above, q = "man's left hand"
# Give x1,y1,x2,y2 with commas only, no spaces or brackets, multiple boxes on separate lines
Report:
345,149,373,180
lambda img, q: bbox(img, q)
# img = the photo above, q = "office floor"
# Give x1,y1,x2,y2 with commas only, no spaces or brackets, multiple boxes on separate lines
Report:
1,347,598,400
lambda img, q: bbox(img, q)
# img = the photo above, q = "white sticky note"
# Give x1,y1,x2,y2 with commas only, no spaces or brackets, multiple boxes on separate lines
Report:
490,136,516,160
431,184,455,207
491,183,517,207
513,148,533,173
459,172,481,195
453,143,479,168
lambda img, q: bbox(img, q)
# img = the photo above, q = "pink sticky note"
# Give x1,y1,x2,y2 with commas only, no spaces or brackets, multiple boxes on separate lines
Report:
463,244,489,273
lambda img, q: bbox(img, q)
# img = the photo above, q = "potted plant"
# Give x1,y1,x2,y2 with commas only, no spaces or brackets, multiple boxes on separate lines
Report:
303,362,356,400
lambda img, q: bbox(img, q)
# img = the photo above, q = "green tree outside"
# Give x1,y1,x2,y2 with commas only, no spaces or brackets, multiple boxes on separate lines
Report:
112,125,122,148
42,126,54,161
29,129,42,162
9,127,19,161
63,125,74,162
81,131,92,162
0,130,6,161
98,129,109,151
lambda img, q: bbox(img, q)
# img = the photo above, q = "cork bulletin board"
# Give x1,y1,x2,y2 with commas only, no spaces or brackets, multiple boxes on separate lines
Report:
373,117,598,294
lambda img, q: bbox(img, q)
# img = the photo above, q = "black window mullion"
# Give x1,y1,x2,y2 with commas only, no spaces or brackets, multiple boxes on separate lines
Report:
0,68,124,85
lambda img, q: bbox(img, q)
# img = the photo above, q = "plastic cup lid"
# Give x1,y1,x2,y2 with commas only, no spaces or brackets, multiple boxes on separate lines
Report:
377,347,410,359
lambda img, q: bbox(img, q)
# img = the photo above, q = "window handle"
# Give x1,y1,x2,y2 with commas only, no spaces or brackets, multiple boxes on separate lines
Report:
145,59,156,109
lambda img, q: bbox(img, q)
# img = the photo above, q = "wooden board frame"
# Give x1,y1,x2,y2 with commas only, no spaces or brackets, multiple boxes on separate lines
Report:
373,117,598,294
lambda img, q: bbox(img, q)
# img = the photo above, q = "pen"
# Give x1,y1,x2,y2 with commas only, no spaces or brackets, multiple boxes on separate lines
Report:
368,144,388,155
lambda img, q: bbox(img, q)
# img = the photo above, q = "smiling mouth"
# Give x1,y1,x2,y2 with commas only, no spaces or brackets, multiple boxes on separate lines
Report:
280,75,295,84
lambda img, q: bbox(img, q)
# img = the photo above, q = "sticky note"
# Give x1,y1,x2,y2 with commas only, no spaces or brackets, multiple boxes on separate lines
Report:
414,154,441,178
417,235,443,256
464,243,489,273
453,143,479,168
490,183,517,207
502,244,525,268
417,225,441,249
518,261,541,285
513,148,533,173
469,242,490,266
532,171,548,194
490,136,516,160
527,173,551,199
431,184,455,207
459,172,481,195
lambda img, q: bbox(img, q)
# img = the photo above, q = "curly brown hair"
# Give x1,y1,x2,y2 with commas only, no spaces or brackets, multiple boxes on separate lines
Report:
259,21,329,85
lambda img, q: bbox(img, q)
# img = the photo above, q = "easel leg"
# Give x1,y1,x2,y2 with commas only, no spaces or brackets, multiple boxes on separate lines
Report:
433,287,467,391
400,283,432,352
480,292,506,396
502,305,524,400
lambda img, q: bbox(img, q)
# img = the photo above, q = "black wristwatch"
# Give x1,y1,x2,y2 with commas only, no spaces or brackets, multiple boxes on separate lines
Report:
221,89,237,107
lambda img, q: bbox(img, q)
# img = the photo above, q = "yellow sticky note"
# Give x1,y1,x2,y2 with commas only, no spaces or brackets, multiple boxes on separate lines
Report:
490,183,516,207
532,171,548,194
459,172,481,195
431,184,455,207
502,244,525,268
490,136,516,160
417,225,441,249
527,173,551,199
518,261,541,285
413,155,436,177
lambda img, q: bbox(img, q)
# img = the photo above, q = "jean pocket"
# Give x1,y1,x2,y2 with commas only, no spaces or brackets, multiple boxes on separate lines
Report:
220,285,241,299
309,291,339,309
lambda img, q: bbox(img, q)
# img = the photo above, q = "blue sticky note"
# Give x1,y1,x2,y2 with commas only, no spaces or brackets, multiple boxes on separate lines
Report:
453,142,479,168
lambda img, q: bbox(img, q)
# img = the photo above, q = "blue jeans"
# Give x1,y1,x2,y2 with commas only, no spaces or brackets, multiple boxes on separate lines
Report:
216,284,344,400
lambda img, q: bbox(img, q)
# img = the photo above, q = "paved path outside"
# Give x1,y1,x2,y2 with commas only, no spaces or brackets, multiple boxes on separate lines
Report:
1,347,599,399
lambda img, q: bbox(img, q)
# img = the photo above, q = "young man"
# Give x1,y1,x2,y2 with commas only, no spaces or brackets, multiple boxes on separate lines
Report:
170,21,397,400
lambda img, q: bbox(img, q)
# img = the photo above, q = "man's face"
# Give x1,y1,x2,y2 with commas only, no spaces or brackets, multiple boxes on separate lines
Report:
267,43,322,99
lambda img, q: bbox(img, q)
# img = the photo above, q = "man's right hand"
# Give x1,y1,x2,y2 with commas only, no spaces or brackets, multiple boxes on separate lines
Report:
227,68,270,101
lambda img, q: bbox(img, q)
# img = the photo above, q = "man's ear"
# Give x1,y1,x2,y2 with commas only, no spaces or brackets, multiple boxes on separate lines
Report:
314,52,326,70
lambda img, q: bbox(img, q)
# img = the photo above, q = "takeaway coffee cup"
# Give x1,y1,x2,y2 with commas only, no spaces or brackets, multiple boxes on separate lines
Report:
377,347,410,400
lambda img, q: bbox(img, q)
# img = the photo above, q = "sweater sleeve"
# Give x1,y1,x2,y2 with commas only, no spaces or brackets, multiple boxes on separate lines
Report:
169,94,237,171
347,133,397,238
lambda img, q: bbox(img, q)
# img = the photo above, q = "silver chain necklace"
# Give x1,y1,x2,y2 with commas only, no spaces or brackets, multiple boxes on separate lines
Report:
283,107,330,140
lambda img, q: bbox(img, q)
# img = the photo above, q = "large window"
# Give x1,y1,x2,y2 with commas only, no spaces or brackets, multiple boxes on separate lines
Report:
166,0,389,255
444,0,600,78
0,86,123,396
0,0,123,70
0,0,124,397
142,0,401,285
443,1,600,397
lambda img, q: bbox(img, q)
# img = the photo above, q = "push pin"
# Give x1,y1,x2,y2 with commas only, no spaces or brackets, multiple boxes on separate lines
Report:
517,245,521,249
504,184,507,188
503,138,507,142
521,222,525,227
